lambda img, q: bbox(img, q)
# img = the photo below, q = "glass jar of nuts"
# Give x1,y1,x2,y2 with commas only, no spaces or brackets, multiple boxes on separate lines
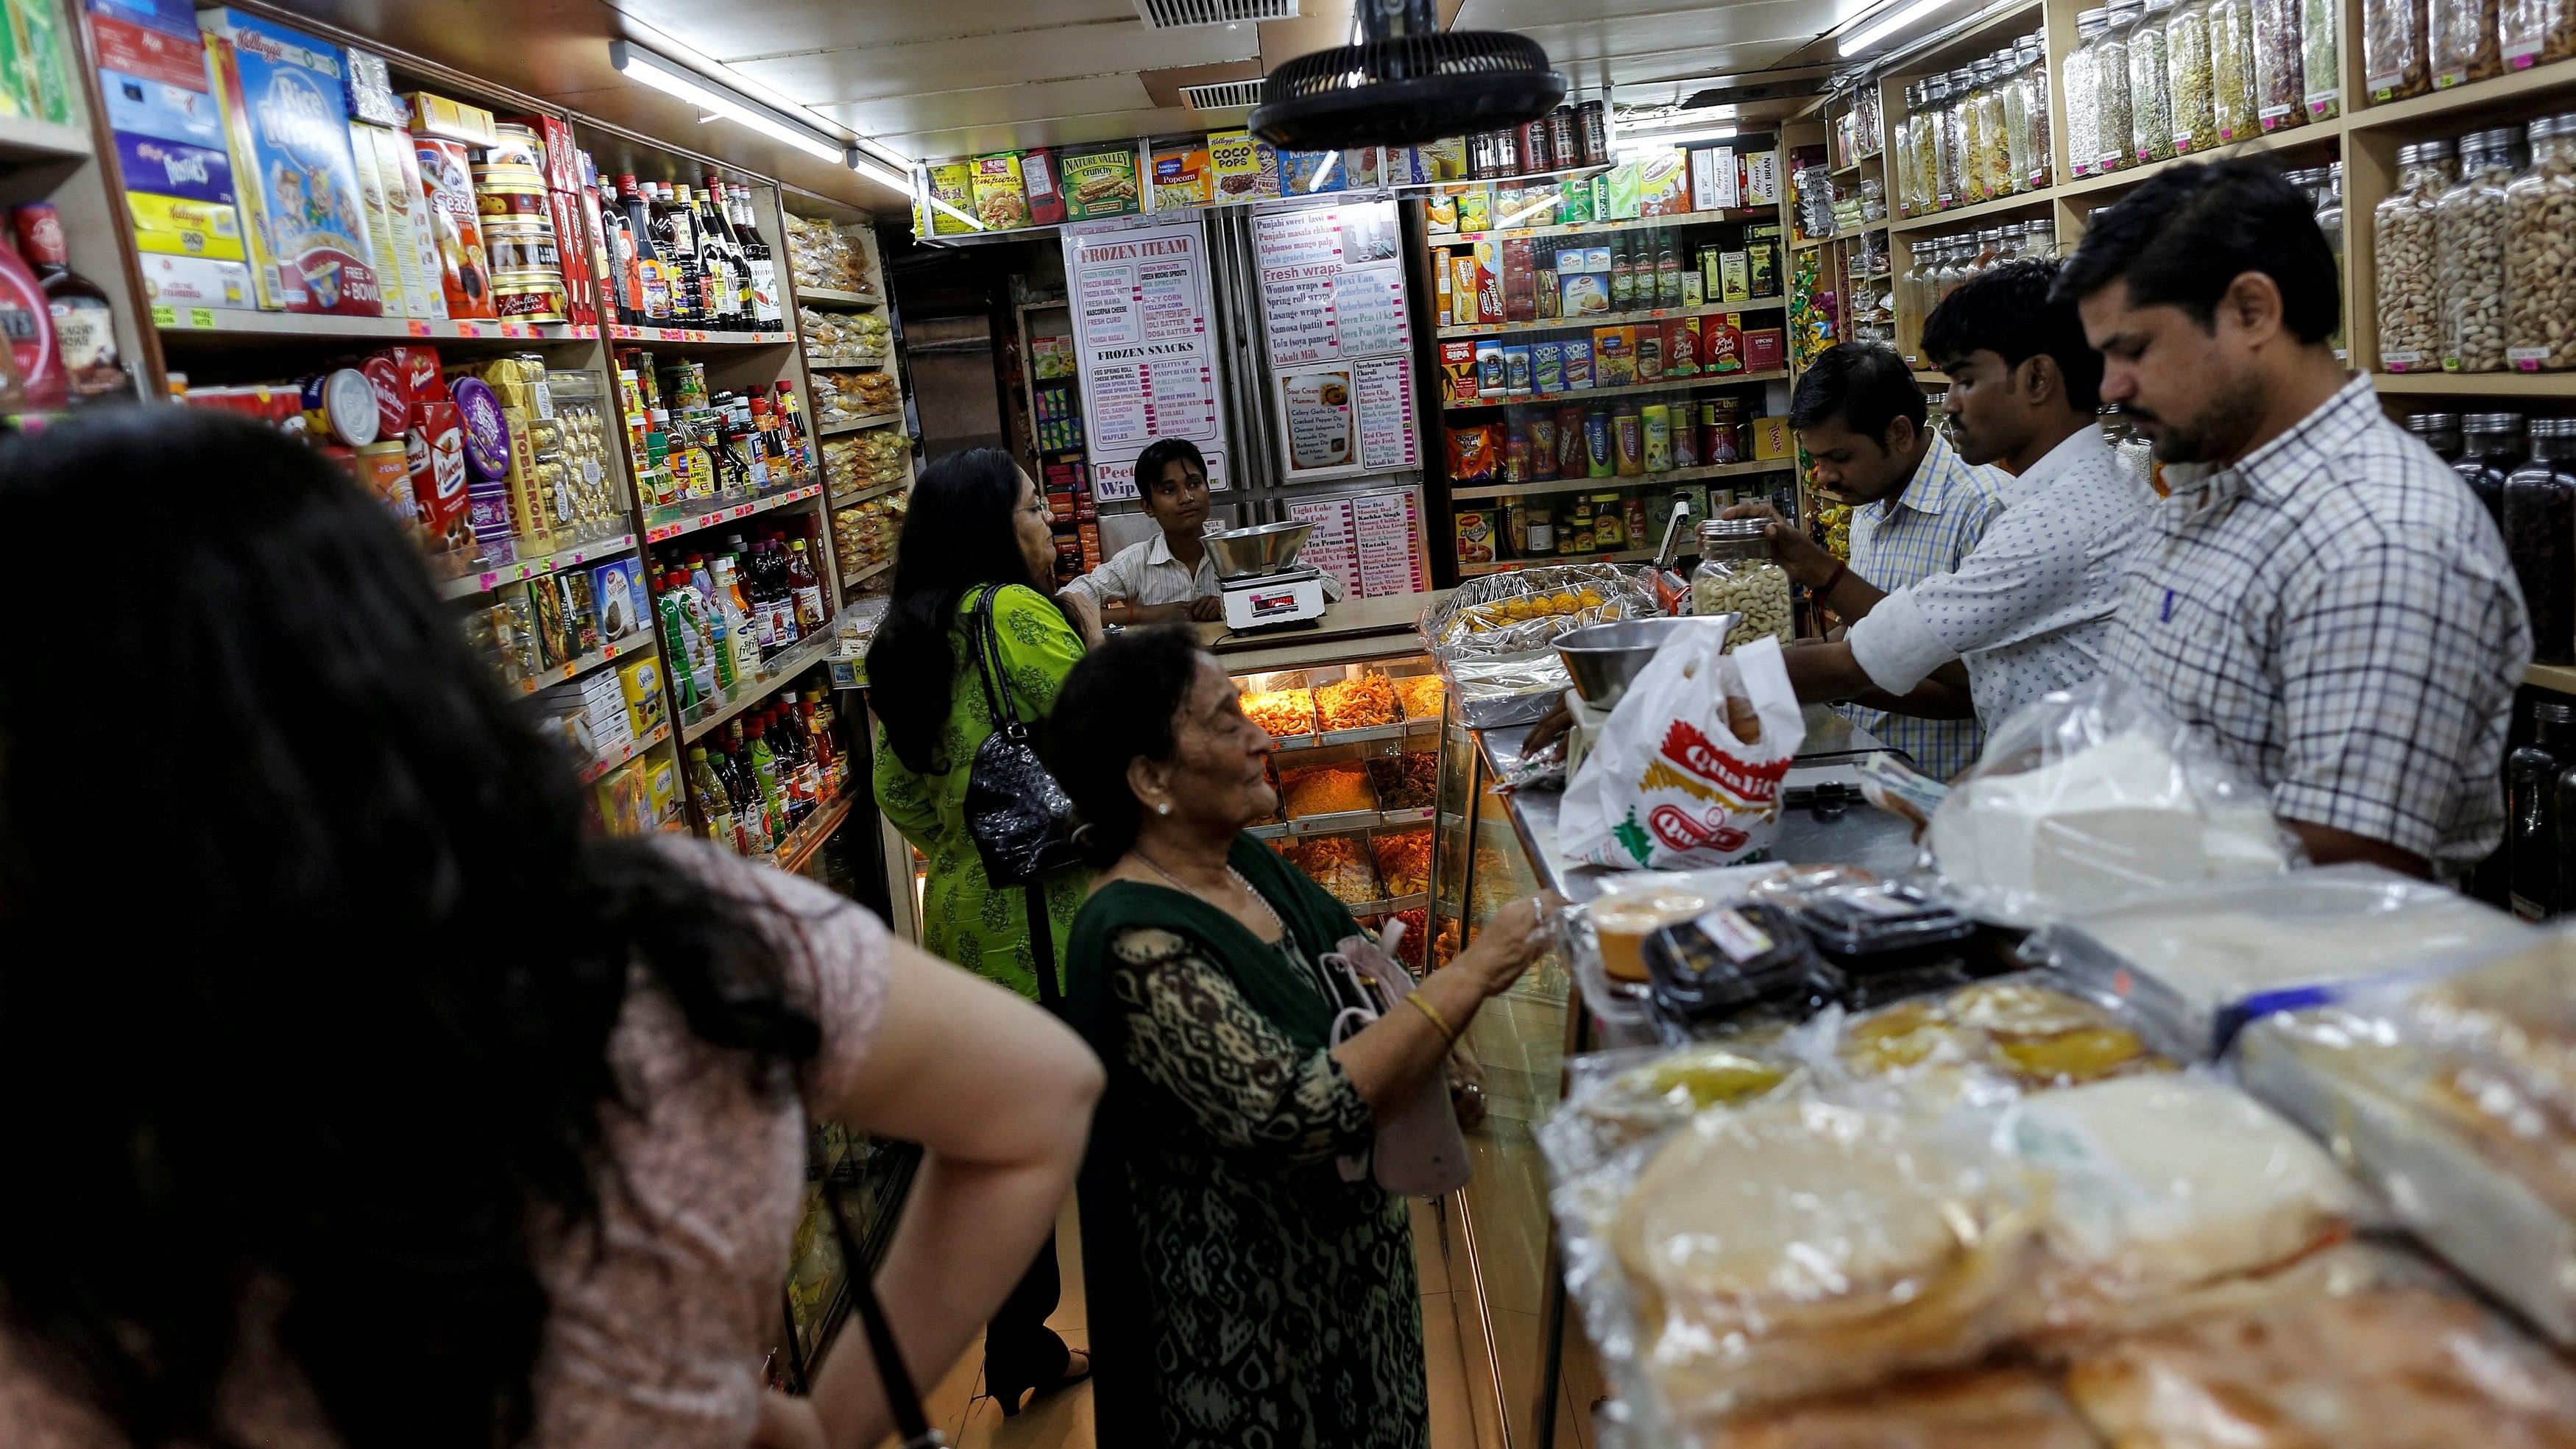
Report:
2504,113,2576,372
2436,125,2524,374
2374,137,2457,373
1692,518,1794,649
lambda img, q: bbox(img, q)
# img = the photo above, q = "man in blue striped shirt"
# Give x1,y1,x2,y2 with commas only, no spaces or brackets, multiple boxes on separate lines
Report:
1730,344,2012,779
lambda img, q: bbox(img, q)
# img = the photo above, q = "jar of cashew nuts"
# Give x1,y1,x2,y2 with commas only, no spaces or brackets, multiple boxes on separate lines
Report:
2376,138,2455,372
2438,125,2524,374
1692,518,1794,649
2505,115,2576,372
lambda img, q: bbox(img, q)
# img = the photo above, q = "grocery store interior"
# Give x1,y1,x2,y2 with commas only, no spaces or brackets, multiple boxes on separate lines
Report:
18,0,2576,1441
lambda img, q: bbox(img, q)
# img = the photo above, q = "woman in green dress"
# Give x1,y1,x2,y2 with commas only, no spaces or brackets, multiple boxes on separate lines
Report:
1050,627,1559,1449
865,445,1100,1414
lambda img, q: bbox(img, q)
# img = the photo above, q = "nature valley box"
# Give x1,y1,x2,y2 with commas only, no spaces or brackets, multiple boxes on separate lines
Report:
1058,143,1140,219
199,10,383,314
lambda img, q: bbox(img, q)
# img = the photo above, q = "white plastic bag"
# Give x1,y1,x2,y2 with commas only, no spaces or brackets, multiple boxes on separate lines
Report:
1926,676,2294,926
1559,634,1806,871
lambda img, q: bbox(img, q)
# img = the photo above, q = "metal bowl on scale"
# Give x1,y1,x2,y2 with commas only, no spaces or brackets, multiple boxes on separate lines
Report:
1554,614,1741,709
1206,521,1317,580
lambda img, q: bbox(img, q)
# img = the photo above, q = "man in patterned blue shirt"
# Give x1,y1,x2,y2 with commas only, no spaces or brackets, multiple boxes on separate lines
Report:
1727,343,2011,779
2057,160,2529,879
1747,263,2155,748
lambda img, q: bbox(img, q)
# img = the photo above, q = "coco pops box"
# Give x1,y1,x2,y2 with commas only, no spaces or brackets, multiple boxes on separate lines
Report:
199,9,383,315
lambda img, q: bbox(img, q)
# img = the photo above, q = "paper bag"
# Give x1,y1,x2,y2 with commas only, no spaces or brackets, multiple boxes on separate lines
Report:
1560,634,1805,870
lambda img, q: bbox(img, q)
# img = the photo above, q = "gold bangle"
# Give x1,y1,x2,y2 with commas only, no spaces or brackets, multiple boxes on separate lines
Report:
1406,992,1459,1045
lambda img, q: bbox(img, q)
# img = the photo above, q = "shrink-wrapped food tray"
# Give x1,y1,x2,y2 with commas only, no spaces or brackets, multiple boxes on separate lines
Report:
1420,564,1657,726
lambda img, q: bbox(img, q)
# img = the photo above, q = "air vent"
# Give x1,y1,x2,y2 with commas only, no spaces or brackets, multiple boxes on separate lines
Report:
1133,0,1298,29
1181,79,1268,110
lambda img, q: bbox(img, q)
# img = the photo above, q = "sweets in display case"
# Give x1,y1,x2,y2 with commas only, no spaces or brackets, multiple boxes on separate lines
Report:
1314,673,1400,730
1278,836,1383,909
1239,687,1316,737
1278,762,1374,818
1369,829,1432,898
1364,752,1439,812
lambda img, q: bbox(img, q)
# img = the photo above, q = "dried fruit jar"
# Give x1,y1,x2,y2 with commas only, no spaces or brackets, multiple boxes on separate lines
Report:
2436,126,2524,374
2129,0,2179,163
2017,35,2053,188
1975,53,2016,198
2301,0,2340,118
2374,138,2455,372
2095,2,2138,171
2430,0,2503,85
2065,10,2108,177
2249,0,2309,131
1691,518,1793,648
2504,114,2576,372
2209,0,2260,139
2167,0,2220,152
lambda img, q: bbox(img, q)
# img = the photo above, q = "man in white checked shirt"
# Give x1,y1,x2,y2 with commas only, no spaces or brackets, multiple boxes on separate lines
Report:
2058,160,2530,879
1727,344,2012,780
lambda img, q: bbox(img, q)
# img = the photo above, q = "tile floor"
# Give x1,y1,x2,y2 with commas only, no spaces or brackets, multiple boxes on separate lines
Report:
885,1197,1482,1449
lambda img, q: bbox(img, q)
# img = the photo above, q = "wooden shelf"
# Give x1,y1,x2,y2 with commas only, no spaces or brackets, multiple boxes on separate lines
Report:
796,288,881,308
829,478,908,508
1450,458,1794,501
2349,55,2576,132
821,412,903,435
1888,188,2056,234
436,532,638,600
608,324,795,347
0,113,92,163
1445,369,1789,411
2054,128,2339,202
642,482,824,544
2529,663,2576,695
578,721,671,785
678,629,841,744
2369,371,2576,395
804,353,887,369
1435,297,1785,340
775,790,859,874
157,308,596,345
1436,207,1777,247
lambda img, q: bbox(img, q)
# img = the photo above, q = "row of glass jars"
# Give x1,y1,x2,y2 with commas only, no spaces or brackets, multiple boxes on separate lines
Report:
1897,221,2061,323
2407,411,2576,662
2374,116,2576,375
2361,0,2576,106
1892,35,2053,217
2064,0,2337,180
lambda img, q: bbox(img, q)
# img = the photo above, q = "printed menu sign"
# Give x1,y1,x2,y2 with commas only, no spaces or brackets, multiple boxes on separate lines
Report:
1288,486,1428,598
1064,216,1229,500
1354,355,1418,472
1254,199,1418,483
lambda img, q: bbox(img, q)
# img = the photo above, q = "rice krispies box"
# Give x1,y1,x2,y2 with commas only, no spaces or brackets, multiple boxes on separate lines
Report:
200,9,383,315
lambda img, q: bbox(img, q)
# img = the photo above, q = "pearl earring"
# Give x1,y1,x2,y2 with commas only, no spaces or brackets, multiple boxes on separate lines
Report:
1157,803,1172,815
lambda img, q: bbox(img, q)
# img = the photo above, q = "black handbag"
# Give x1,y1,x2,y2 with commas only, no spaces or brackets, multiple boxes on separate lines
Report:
959,585,1082,1005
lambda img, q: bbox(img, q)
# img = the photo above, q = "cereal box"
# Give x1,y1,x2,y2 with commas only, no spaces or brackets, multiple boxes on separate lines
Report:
127,190,245,258
1439,339,1477,404
100,63,224,146
367,124,446,319
135,250,252,308
1022,147,1067,225
116,132,233,205
200,10,383,314
1593,325,1636,386
969,153,1030,230
1561,336,1594,389
1057,143,1140,219
1206,129,1269,202
343,124,408,318
1150,142,1211,209
1277,149,1343,194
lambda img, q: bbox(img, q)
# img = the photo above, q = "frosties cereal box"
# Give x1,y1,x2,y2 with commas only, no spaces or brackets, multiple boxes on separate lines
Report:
199,10,383,315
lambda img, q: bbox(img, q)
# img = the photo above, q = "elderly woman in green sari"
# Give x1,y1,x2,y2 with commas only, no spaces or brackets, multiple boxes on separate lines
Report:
865,445,1100,1416
1050,627,1560,1449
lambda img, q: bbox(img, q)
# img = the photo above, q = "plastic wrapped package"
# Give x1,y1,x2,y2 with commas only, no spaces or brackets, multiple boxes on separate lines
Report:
2364,0,2432,99
2432,0,2504,82
2062,1264,2576,1442
2504,0,2576,68
2208,0,2260,138
2249,0,2309,129
2028,863,2536,1054
1423,563,1657,726
1708,1366,2100,1448
1642,900,1847,1040
2000,1074,2371,1341
1593,1095,2051,1426
1551,1037,1804,1177
1838,975,2182,1090
1924,677,2295,927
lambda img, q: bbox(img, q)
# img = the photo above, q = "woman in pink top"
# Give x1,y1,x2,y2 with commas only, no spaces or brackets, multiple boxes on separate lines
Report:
0,411,1103,1449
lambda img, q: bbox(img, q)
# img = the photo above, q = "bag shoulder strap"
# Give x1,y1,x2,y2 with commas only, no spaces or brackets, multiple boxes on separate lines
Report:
822,1180,948,1446
962,585,1024,734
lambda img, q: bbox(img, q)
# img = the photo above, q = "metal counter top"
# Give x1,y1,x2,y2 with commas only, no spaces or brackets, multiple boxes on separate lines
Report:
1473,705,1923,905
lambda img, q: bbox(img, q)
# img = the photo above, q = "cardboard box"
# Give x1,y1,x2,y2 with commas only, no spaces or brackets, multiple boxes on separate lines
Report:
1690,145,1741,211
1638,149,1691,215
1455,185,1492,233
1751,413,1792,458
1561,336,1594,389
1744,328,1786,370
116,132,230,204
1058,143,1140,219
404,89,497,146
367,124,447,319
919,160,974,235
1593,325,1637,385
969,152,1031,230
1439,339,1477,403
1022,147,1067,225
1741,149,1781,205
1206,128,1270,202
1720,249,1752,302
202,13,383,313
1277,149,1343,194
347,131,413,320
412,134,492,318
91,12,202,89
126,190,245,259
135,250,252,308
1150,142,1211,208
99,64,222,145
1473,241,1500,322
1450,253,1479,325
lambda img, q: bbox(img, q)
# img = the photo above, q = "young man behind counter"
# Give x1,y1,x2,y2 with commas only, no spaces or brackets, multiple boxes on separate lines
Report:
1724,342,2012,780
2056,159,2530,879
1061,436,1344,626
1729,262,2155,745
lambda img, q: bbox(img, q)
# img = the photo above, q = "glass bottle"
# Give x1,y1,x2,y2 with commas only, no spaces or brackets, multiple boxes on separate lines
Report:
2364,0,2433,99
2067,10,2106,178
2405,411,2464,461
2209,0,2259,140
732,184,782,330
2096,0,2138,171
2508,419,2576,665
11,202,121,406
2437,126,2522,374
2430,0,2503,85
2020,36,2054,189
1978,52,2016,197
2130,0,2178,163
2375,138,2456,373
1956,65,1990,204
1941,68,1975,205
2505,116,2576,372
2250,0,2309,131
2315,163,2345,359
1891,84,1917,216
2167,0,2219,153
1903,81,1935,214
2456,411,2528,527
2000,47,2032,191
2508,701,2576,918
1923,74,1957,210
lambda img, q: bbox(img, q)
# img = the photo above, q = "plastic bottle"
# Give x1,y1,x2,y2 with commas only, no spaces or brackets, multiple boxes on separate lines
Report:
687,745,736,849
689,556,737,693
788,539,827,634
657,570,706,712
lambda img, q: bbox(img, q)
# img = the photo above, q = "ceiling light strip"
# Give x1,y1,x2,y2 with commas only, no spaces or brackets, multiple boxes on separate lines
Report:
611,42,843,162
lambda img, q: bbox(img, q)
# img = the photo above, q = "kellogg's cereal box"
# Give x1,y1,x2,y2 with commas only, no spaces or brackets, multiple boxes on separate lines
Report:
199,10,383,314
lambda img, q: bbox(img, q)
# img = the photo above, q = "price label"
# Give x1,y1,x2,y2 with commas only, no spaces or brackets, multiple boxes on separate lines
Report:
408,319,433,336
456,322,485,337
149,304,175,327
188,308,216,330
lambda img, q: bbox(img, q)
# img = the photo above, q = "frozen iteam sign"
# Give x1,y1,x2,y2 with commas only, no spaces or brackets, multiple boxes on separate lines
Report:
1062,215,1228,501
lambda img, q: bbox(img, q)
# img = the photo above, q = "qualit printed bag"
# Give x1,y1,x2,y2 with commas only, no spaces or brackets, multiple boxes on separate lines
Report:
1560,633,1805,869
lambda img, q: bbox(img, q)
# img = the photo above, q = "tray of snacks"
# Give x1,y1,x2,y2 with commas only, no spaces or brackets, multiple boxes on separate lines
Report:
1238,683,1317,740
1420,563,1657,726
1277,835,1384,910
1369,828,1433,899
1277,760,1379,830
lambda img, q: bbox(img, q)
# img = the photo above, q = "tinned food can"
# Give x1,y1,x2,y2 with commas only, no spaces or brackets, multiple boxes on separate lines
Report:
1547,107,1580,171
1577,100,1609,165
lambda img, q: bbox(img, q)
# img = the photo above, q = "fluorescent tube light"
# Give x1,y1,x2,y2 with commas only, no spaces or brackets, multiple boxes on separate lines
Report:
1620,106,1739,133
1839,0,1955,54
1304,149,1340,192
847,151,911,193
1613,127,1740,155
611,41,843,162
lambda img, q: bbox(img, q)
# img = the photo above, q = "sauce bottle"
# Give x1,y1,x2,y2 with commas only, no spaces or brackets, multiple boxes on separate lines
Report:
13,204,116,405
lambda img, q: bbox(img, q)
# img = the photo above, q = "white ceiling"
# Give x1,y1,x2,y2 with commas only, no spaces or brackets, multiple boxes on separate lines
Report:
601,0,1867,166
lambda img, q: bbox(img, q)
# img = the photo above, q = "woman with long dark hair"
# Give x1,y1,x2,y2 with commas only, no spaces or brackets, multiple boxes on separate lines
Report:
0,409,1101,1449
1052,627,1558,1448
863,445,1098,1414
